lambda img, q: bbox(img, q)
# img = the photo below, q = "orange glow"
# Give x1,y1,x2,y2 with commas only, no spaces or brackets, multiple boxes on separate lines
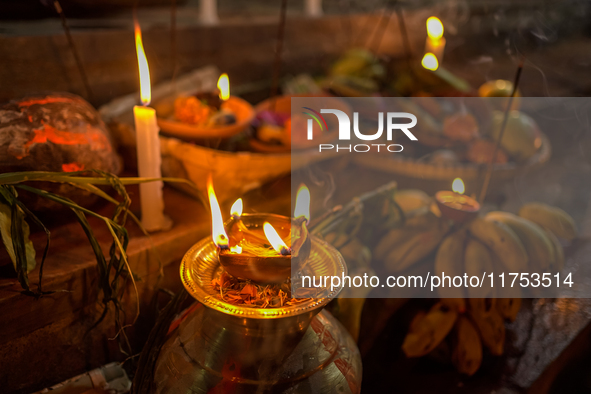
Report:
134,22,152,105
294,184,310,221
452,178,465,194
263,222,289,254
207,176,229,248
427,17,444,40
422,53,439,71
217,73,230,101
231,198,243,217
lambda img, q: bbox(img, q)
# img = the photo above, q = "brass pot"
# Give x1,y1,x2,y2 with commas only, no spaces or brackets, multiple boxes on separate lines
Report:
153,235,362,393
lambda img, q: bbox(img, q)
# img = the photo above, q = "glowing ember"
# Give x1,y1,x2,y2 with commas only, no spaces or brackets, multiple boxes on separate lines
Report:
294,184,310,221
217,73,230,101
426,16,444,40
452,178,465,194
134,22,152,105
422,53,439,71
263,222,290,255
207,176,229,249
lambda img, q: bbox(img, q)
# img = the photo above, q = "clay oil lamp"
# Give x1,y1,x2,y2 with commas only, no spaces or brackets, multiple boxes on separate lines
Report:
435,178,480,223
208,181,311,283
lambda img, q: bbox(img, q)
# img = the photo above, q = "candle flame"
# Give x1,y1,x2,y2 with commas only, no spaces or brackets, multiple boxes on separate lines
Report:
134,22,152,105
421,53,439,71
294,184,310,221
230,245,242,254
231,198,243,217
207,176,228,248
452,178,465,194
217,73,230,101
263,222,289,255
427,16,444,40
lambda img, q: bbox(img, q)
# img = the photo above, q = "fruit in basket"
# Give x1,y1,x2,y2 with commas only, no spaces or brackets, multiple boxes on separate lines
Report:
490,111,542,162
518,202,577,241
443,113,479,142
466,139,508,164
394,189,432,213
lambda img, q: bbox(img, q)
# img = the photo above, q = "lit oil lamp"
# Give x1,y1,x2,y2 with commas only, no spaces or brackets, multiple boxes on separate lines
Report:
424,16,446,63
435,178,480,223
208,181,311,283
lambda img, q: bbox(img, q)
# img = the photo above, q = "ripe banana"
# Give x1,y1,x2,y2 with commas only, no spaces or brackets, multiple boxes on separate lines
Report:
402,302,458,358
518,202,577,241
383,218,450,273
468,217,528,272
469,308,505,356
435,228,468,300
544,229,565,272
485,211,555,273
452,316,483,376
497,296,522,322
464,237,495,299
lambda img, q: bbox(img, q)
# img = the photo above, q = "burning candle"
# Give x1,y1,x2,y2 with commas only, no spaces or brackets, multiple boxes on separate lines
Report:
424,16,446,63
217,73,230,101
134,22,171,232
435,178,480,223
421,53,439,71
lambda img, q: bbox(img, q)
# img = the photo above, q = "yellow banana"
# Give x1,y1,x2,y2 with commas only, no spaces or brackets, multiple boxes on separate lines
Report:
384,220,449,273
544,229,565,272
469,308,505,356
518,202,577,240
375,228,416,261
497,296,522,322
452,316,483,376
402,302,458,358
464,237,495,299
435,228,468,300
468,217,528,272
486,211,555,272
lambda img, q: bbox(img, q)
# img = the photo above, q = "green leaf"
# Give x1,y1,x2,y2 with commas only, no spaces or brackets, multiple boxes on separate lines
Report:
0,201,36,274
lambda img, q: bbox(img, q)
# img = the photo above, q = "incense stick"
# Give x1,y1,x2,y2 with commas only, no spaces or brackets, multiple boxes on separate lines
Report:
396,7,413,69
367,8,392,53
270,0,288,111
478,56,525,203
53,0,93,101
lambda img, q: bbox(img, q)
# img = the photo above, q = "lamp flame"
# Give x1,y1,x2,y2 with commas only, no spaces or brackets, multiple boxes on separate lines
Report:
452,178,465,194
231,198,243,217
263,222,290,255
207,176,229,249
294,184,310,221
217,73,230,101
134,22,152,105
427,17,444,40
230,245,242,254
422,53,439,71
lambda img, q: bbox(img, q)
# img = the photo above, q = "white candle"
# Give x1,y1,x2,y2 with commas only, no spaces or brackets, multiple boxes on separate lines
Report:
134,21,172,232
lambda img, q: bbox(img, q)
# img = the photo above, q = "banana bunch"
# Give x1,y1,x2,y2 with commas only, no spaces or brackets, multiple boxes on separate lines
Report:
400,200,576,375
376,209,450,273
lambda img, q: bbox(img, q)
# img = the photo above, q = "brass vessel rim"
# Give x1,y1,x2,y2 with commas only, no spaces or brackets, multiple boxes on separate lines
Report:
180,233,346,319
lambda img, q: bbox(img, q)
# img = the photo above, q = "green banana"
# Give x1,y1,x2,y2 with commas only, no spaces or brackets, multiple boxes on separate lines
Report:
486,211,555,272
468,217,528,272
402,302,458,358
518,202,577,241
452,316,483,376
